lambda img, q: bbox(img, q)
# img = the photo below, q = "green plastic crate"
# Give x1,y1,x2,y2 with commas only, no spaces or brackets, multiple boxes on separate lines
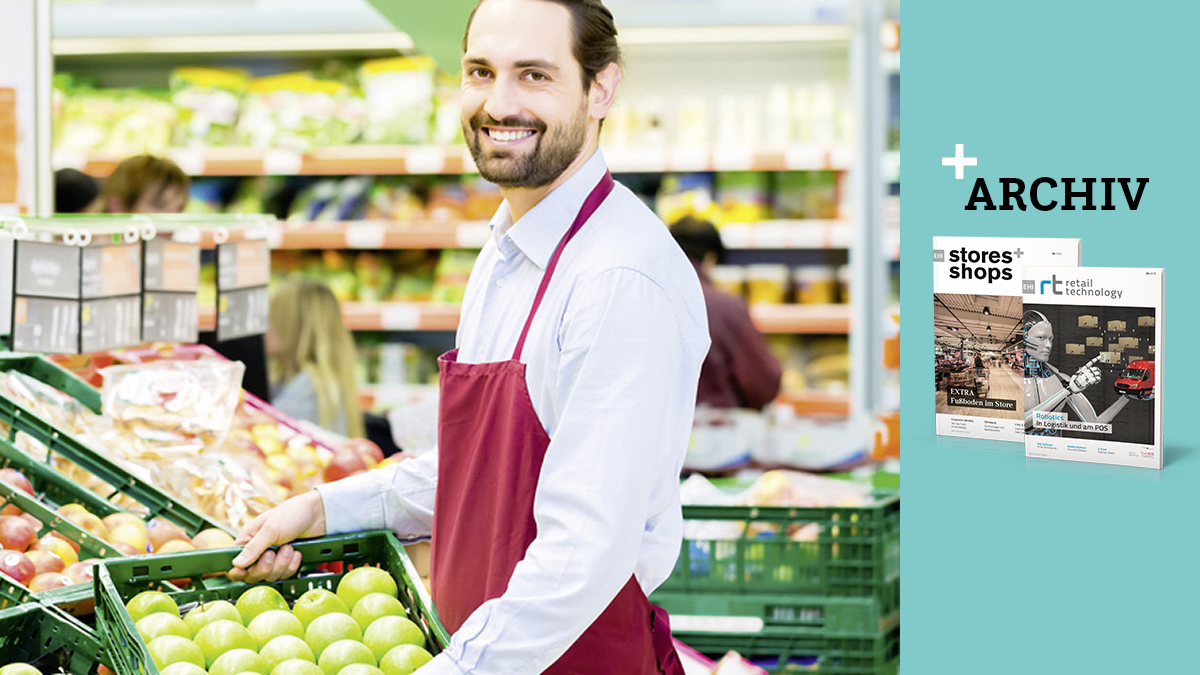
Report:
660,494,900,617
0,354,232,535
0,572,32,612
652,592,898,635
95,530,448,675
0,601,109,675
678,624,899,675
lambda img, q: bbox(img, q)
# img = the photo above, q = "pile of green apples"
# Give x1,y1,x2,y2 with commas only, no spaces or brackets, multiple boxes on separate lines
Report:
126,567,433,675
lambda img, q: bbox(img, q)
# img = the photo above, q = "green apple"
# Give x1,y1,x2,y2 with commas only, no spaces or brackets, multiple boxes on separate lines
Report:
236,586,290,625
160,662,208,675
336,568,397,611
260,635,316,671
248,610,305,650
361,617,424,663
349,594,406,632
194,619,256,668
378,645,431,675
185,600,242,636
337,666,383,675
126,590,180,623
270,659,324,675
292,589,350,629
0,664,42,675
147,635,206,670
210,648,269,675
137,612,192,642
304,613,362,660
317,640,375,675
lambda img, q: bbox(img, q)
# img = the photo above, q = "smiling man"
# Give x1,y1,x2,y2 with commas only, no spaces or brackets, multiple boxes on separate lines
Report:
228,1,708,673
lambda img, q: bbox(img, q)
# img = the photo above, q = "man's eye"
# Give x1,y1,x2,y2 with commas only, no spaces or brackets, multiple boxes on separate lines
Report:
525,71,547,81
469,68,491,78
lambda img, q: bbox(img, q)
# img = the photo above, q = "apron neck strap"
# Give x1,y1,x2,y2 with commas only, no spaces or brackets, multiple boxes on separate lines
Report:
512,171,615,362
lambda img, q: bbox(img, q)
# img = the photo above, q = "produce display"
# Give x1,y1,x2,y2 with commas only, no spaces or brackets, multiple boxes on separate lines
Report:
270,249,477,306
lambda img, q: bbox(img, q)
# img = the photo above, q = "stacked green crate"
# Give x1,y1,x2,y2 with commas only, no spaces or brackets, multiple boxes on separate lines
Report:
651,494,900,673
0,601,110,675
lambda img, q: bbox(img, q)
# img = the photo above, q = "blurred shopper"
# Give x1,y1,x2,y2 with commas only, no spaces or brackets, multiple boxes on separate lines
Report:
99,154,190,213
54,168,100,213
266,276,365,439
670,216,782,410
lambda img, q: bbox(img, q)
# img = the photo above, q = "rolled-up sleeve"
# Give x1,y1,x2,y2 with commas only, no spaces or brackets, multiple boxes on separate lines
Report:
433,267,697,674
314,451,438,540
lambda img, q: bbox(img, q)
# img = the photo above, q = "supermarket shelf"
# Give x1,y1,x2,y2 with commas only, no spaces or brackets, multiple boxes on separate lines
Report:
272,219,853,251
750,303,850,333
620,24,853,46
777,390,851,416
333,302,848,334
57,144,853,178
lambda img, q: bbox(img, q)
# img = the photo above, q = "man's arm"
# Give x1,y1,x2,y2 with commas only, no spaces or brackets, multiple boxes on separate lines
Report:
419,268,701,675
229,451,438,582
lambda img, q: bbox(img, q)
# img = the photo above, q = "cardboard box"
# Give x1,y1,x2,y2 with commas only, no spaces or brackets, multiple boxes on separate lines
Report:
1139,316,1155,327
1108,343,1124,353
1119,337,1139,348
1126,354,1141,362
1100,351,1122,364
1079,315,1099,328
1149,345,1156,355
1066,343,1085,355
1086,336,1104,347
1108,320,1127,331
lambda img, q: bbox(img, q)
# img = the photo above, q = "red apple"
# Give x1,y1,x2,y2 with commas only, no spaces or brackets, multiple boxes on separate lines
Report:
112,542,142,557
34,535,79,566
18,513,41,530
323,450,368,484
47,531,82,554
0,550,35,584
28,572,71,592
147,518,189,551
62,560,98,585
0,515,38,552
25,549,65,576
0,469,34,516
342,439,384,467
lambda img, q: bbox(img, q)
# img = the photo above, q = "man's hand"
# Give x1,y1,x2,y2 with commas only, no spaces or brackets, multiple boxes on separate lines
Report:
227,489,327,583
1069,356,1103,394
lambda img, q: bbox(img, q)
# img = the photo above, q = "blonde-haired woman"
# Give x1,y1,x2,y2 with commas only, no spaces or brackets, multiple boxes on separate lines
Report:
267,277,364,439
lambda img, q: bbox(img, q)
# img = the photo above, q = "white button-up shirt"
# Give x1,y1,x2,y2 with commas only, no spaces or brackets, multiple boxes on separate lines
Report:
317,149,709,674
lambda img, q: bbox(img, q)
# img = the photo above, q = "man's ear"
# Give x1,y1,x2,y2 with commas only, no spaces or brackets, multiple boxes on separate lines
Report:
589,62,622,122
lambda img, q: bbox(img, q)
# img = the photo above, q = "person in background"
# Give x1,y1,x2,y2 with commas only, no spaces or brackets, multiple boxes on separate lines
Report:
974,352,984,368
54,168,100,213
266,277,365,440
670,215,782,410
99,154,190,213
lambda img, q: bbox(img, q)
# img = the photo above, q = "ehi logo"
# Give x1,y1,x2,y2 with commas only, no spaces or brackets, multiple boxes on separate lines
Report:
1022,274,1124,300
965,177,1149,211
933,246,1021,283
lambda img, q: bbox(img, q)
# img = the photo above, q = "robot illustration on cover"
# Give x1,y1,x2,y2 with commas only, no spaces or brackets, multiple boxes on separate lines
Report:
1022,309,1149,433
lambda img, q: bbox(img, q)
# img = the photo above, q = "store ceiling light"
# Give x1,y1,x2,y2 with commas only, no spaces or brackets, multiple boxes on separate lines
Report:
983,306,991,315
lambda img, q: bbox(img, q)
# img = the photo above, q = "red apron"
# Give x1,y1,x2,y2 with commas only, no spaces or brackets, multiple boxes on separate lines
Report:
430,172,684,674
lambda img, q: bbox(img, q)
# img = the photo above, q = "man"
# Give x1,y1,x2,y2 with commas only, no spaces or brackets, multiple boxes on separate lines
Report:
669,216,782,410
227,1,709,673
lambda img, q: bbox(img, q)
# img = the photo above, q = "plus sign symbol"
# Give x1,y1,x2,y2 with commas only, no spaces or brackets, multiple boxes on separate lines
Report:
1013,248,1023,258
941,144,977,179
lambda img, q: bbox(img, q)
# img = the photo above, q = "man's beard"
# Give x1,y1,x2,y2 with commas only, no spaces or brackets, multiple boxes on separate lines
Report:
465,104,588,189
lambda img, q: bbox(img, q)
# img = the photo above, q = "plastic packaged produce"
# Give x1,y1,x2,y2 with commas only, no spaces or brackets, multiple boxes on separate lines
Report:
432,250,478,304
236,73,364,151
170,67,248,147
774,171,839,220
359,56,436,144
715,172,771,224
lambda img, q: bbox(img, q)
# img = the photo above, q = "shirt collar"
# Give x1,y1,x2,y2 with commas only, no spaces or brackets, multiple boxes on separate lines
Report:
488,149,608,268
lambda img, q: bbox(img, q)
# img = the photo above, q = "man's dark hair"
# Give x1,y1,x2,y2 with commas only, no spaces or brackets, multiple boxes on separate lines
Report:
54,168,100,213
463,0,622,92
669,216,726,265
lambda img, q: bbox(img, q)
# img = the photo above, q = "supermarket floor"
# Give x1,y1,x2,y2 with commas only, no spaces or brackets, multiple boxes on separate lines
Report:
935,365,1024,419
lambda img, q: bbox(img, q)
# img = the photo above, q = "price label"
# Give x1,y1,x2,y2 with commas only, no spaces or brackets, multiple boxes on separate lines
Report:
80,295,141,352
455,223,491,248
217,286,270,341
263,149,304,175
217,240,270,291
406,147,446,175
669,146,709,172
11,297,80,354
668,615,764,634
712,147,755,171
81,244,142,298
143,291,199,343
15,241,79,299
381,304,421,330
345,222,387,249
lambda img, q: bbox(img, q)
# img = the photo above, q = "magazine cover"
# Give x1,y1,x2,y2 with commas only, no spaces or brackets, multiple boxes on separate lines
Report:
1021,267,1164,468
933,237,1082,441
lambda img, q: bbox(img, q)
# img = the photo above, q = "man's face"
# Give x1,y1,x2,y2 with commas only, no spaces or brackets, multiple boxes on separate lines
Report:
461,0,591,188
1025,321,1053,362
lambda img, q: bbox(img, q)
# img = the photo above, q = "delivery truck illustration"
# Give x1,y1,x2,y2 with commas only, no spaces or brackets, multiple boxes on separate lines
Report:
1114,360,1155,400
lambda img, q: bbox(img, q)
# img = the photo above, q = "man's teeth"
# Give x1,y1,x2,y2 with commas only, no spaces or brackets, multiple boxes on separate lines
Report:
488,129,535,142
